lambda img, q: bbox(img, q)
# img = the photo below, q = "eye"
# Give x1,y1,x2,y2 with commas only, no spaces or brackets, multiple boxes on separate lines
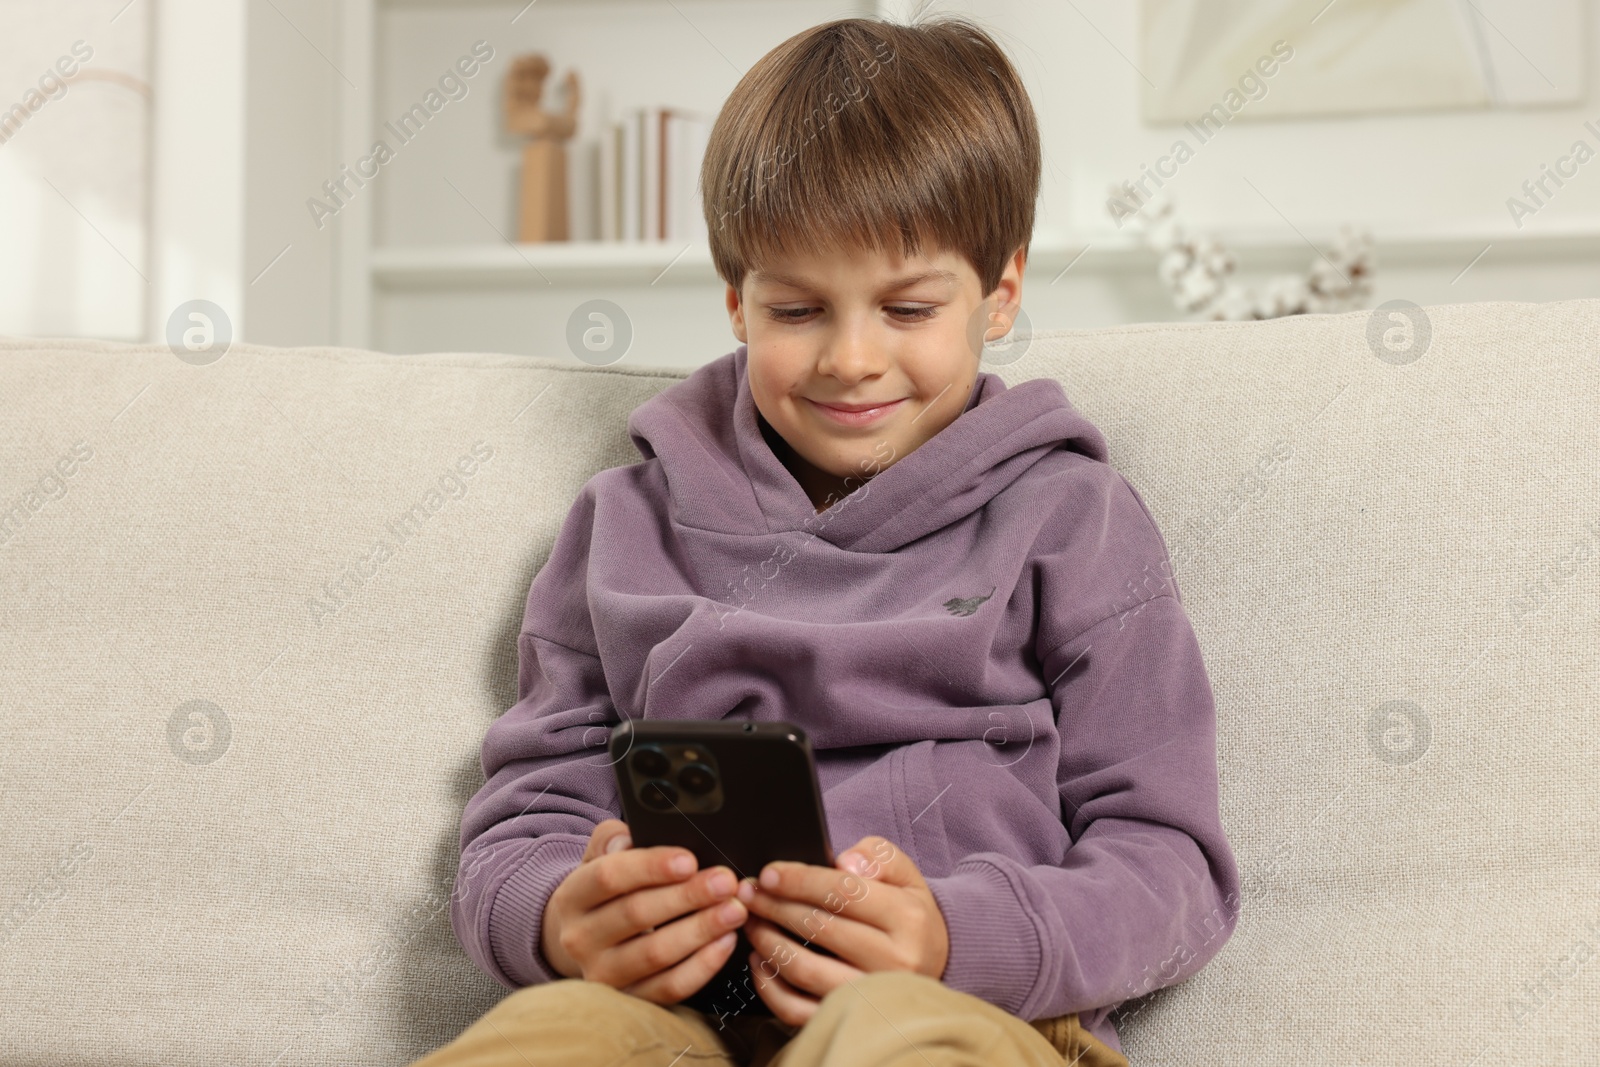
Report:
763,304,937,323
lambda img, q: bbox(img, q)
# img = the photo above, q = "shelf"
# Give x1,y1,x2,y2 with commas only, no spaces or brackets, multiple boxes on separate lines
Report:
371,241,723,287
335,0,891,342
368,222,1600,289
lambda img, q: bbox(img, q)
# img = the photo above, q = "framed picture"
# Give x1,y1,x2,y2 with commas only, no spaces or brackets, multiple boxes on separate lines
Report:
1141,0,1585,123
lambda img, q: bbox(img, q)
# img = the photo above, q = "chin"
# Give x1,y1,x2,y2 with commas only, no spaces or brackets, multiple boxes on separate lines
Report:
833,449,890,482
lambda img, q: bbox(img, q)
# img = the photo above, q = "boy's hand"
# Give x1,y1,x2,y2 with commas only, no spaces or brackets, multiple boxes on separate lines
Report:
540,818,749,1005
738,835,950,1027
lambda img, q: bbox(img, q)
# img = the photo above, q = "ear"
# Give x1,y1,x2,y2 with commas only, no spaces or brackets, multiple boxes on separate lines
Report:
986,246,1026,335
726,282,748,344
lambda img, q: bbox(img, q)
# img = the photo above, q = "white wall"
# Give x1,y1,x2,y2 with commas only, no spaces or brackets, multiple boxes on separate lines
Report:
150,0,248,344
1050,0,1598,238
241,0,340,348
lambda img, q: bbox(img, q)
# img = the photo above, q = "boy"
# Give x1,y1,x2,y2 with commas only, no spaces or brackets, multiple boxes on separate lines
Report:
420,13,1239,1067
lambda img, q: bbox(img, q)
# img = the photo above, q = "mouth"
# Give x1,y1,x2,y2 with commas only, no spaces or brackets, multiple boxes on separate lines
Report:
806,397,907,427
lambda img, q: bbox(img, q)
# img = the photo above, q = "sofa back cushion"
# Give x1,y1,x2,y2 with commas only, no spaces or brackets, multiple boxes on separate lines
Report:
1,300,1596,1064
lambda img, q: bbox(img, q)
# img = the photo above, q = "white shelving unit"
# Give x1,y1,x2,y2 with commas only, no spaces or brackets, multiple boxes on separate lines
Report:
333,0,895,349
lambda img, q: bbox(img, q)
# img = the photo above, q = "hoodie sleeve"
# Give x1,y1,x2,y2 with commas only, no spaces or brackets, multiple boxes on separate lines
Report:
449,479,624,989
923,471,1242,1023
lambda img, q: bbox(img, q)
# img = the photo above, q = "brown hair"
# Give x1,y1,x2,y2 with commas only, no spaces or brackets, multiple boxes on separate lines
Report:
700,14,1040,297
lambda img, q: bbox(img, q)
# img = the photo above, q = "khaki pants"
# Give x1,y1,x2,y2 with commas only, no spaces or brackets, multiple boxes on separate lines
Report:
409,971,1129,1067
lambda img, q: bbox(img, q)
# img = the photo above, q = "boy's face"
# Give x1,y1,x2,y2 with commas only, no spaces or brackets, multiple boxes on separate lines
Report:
726,241,1024,513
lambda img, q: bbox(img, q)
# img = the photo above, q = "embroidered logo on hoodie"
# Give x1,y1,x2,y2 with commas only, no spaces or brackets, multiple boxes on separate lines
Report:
944,586,997,617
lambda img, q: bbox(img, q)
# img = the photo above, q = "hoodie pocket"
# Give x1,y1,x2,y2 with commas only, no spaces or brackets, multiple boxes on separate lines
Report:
894,739,954,879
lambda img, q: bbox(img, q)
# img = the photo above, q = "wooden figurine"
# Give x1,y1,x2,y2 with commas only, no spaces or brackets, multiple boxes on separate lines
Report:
504,54,581,243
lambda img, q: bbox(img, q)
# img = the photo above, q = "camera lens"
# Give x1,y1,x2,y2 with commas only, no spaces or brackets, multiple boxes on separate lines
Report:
640,778,678,810
631,746,670,778
678,762,715,796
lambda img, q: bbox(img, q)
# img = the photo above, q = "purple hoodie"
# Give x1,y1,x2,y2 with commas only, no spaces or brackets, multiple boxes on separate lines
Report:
450,344,1240,1054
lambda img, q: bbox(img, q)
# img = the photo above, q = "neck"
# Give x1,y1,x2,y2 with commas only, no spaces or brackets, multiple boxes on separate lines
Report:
760,415,854,512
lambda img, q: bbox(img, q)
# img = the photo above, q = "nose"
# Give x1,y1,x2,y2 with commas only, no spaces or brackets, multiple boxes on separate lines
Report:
816,314,888,384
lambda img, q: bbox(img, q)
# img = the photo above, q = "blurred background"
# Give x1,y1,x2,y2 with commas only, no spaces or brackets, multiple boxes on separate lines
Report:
1,0,1596,368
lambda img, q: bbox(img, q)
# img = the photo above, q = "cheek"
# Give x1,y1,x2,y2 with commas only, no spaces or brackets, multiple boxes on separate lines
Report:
747,370,808,437
749,366,791,406
748,350,810,402
911,336,977,400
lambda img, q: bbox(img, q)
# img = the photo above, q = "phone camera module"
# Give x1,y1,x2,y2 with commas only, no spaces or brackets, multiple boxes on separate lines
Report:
677,762,716,796
623,741,723,815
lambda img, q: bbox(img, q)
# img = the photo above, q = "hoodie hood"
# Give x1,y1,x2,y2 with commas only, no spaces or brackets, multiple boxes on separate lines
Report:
627,344,1108,553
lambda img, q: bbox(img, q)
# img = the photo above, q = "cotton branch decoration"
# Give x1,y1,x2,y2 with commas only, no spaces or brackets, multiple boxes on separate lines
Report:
1108,185,1375,321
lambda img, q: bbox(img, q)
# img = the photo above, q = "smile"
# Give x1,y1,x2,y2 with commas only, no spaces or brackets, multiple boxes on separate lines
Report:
806,397,907,427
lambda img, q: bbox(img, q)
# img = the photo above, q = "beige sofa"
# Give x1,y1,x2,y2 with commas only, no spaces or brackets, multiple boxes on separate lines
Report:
2,298,1597,1066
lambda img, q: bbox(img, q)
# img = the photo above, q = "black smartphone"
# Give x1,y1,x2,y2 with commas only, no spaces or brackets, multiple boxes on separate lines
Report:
609,718,834,876
608,718,835,1021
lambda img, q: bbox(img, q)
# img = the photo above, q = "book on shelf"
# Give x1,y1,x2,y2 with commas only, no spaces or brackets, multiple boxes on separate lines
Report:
594,105,710,244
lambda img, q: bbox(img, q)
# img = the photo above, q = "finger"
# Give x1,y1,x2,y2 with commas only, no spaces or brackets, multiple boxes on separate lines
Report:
745,915,865,1000
582,819,631,863
586,864,742,948
622,928,740,1005
836,835,920,887
744,885,894,964
749,946,824,1028
753,859,899,931
566,844,700,911
595,897,747,991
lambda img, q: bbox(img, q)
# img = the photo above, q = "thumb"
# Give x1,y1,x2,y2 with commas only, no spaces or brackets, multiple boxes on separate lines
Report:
837,836,919,888
584,818,631,862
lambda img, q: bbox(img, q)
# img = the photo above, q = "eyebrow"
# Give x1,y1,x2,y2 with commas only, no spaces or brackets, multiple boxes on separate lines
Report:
751,267,961,293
